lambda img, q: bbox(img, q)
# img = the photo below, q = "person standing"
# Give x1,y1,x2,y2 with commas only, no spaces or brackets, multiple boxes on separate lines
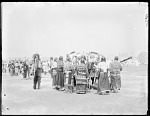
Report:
96,57,110,95
72,56,79,87
49,57,54,78
109,56,122,93
76,58,89,94
51,57,58,89
64,56,74,85
57,56,65,91
33,54,42,89
22,61,28,79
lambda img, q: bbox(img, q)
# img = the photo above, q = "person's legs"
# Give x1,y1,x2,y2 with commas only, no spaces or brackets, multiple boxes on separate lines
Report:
33,76,37,89
37,76,41,89
68,72,72,84
73,75,76,87
28,69,30,78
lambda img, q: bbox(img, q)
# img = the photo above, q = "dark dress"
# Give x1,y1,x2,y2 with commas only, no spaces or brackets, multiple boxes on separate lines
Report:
52,67,57,87
97,71,110,93
22,63,28,78
57,60,64,89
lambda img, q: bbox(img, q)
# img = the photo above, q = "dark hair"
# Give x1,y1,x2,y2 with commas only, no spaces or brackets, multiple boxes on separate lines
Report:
114,56,119,61
103,57,106,62
101,57,106,62
50,57,53,60
80,59,85,64
59,56,63,60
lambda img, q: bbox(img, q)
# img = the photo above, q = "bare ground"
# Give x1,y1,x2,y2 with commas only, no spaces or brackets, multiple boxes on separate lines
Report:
2,65,148,115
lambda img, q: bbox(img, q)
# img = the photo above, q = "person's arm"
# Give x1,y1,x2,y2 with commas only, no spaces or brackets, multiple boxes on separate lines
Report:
120,63,122,71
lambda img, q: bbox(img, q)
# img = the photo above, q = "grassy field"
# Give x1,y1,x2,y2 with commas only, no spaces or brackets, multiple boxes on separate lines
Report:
2,65,148,115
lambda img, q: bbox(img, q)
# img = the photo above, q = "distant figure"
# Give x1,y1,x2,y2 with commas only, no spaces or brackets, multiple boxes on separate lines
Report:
49,57,54,78
9,62,15,76
33,54,42,89
22,61,28,79
109,56,122,93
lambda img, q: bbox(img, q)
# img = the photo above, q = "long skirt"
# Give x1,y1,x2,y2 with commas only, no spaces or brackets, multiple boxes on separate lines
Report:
15,68,19,75
110,74,121,90
52,75,57,87
97,72,110,92
65,71,73,85
10,68,14,76
76,84,87,93
23,70,27,78
57,71,64,88
52,69,57,87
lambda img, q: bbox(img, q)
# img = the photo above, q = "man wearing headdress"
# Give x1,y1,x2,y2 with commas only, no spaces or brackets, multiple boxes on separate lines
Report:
109,56,122,93
57,56,65,91
33,54,42,89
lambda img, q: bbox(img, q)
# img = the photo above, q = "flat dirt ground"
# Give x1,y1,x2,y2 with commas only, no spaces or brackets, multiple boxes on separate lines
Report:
2,65,148,115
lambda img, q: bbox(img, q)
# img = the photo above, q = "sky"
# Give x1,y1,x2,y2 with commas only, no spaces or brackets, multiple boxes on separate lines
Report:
2,2,148,60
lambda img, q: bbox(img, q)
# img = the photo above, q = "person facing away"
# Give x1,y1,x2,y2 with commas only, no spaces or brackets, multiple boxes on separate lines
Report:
96,57,110,94
109,56,122,93
57,56,65,91
51,57,58,89
64,56,74,85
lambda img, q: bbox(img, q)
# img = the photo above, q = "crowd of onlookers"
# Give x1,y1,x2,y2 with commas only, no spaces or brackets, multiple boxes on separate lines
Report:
2,59,51,78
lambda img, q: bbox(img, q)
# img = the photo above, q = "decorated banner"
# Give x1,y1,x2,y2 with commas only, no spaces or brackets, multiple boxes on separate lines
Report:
88,52,102,62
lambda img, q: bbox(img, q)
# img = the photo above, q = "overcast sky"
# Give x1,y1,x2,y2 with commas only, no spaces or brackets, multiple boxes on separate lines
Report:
2,2,148,59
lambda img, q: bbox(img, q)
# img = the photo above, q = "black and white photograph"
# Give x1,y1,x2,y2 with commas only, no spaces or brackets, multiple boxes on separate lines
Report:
1,2,148,115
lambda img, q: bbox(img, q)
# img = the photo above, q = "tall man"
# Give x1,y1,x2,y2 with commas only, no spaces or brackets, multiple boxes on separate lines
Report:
33,54,42,89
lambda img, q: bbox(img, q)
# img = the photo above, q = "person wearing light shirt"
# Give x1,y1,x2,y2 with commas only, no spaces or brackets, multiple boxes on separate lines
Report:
51,58,58,88
96,57,110,95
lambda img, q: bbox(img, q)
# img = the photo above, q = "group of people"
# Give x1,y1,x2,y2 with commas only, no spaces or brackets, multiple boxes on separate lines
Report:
47,54,122,94
3,53,122,94
6,60,33,79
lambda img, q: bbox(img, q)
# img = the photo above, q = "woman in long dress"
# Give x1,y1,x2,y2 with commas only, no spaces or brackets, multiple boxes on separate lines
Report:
51,58,58,88
96,57,110,95
109,56,122,93
57,56,65,91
